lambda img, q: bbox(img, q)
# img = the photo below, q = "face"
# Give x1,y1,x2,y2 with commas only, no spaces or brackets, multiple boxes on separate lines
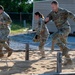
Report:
51,4,59,12
35,15,39,20
0,10,3,14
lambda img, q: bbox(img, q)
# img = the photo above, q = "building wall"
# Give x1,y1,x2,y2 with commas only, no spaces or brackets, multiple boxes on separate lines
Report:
32,0,75,33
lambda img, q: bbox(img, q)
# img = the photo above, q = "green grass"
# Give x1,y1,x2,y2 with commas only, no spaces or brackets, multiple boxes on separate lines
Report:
11,22,32,35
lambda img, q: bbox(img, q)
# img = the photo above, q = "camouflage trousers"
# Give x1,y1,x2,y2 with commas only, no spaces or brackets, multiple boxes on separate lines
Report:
0,40,12,52
52,27,71,56
0,29,12,51
0,29,12,57
39,35,49,58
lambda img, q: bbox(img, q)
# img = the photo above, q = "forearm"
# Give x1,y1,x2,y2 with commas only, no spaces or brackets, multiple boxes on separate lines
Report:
44,21,48,24
45,12,52,24
68,11,75,21
3,20,12,25
44,17,51,24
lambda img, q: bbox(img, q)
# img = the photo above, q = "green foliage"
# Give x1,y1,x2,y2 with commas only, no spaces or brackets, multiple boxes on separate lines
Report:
11,21,31,34
0,0,33,13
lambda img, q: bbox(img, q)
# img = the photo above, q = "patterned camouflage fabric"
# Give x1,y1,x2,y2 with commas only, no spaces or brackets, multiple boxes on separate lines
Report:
0,11,12,41
0,11,12,57
46,8,75,64
33,18,49,57
47,8,75,29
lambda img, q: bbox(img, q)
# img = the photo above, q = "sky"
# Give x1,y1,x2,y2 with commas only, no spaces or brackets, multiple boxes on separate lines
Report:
28,0,33,4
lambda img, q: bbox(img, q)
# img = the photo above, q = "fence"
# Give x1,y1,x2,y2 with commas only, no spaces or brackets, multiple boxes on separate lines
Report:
7,12,32,28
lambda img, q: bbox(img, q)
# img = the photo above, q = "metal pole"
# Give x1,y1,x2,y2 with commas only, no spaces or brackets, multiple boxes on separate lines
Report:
32,1,35,31
25,43,29,60
23,20,26,27
20,12,22,23
57,52,62,73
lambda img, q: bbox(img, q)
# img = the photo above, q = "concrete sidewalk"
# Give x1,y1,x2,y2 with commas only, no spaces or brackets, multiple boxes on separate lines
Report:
9,33,75,51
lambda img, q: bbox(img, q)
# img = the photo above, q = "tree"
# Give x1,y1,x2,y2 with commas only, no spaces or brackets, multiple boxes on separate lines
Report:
0,0,33,13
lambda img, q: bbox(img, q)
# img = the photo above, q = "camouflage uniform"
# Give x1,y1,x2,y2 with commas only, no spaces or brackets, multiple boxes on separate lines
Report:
33,18,49,58
0,11,13,57
46,8,75,64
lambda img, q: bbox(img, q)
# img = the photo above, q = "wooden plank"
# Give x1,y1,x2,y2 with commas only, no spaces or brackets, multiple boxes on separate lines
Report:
25,43,29,60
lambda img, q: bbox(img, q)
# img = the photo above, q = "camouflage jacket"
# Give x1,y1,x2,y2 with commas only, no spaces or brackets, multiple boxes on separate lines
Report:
0,11,12,29
36,18,49,36
46,8,75,29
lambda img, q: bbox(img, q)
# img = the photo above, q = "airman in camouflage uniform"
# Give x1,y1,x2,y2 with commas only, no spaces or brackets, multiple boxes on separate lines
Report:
33,12,49,58
0,5,13,58
45,1,75,65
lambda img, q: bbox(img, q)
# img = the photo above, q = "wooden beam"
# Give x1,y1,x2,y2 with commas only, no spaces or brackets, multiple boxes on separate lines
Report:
25,43,29,60
57,52,62,73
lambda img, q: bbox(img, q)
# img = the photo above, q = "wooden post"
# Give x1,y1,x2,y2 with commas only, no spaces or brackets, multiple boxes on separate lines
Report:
20,12,22,23
25,43,29,60
23,20,26,28
57,52,62,73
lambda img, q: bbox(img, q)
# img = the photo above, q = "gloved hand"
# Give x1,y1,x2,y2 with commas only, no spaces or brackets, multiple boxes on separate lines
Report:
33,35,40,42
35,35,39,39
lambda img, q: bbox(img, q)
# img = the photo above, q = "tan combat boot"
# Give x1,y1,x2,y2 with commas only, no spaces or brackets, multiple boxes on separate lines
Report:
63,54,72,66
41,51,45,58
6,49,13,57
40,50,45,58
8,49,13,57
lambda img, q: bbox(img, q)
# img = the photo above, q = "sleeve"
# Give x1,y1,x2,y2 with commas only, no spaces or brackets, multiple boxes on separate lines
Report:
45,12,52,24
36,19,44,35
3,13,12,25
67,10,75,21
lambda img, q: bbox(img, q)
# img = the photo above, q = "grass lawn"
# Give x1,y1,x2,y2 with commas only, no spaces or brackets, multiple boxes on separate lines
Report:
11,22,32,35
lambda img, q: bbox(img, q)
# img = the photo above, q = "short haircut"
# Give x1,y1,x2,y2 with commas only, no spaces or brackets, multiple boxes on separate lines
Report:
0,5,4,10
51,0,58,5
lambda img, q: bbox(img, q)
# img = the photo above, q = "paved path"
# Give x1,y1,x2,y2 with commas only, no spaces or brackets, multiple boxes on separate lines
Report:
9,33,75,50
